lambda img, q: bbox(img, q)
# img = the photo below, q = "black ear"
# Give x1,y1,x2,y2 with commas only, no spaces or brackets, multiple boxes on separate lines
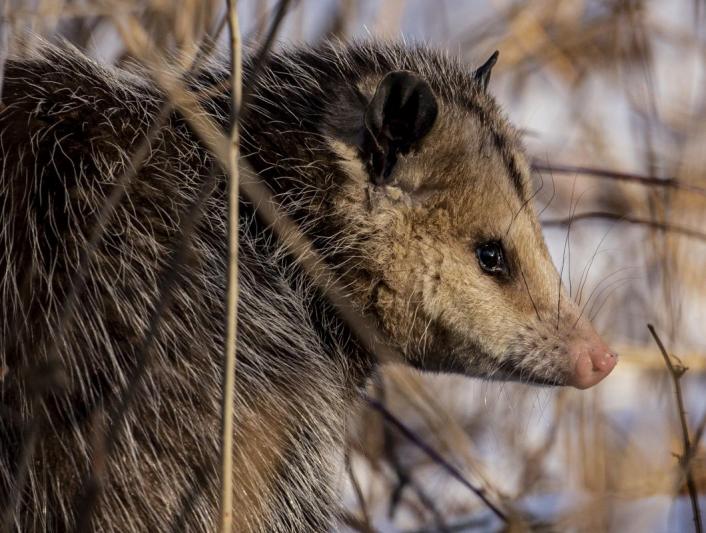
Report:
473,50,499,91
363,71,438,185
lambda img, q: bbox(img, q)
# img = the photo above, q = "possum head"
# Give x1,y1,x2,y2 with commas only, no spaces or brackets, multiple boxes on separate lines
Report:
325,53,616,389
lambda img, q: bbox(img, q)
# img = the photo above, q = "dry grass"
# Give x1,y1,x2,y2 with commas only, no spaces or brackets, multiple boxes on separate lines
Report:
2,0,706,531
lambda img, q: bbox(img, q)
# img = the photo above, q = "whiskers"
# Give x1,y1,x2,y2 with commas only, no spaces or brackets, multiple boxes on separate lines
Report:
519,264,541,322
556,176,577,329
574,265,639,329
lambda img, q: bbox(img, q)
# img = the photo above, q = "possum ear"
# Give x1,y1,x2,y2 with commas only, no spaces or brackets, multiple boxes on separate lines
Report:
363,71,438,185
473,51,499,91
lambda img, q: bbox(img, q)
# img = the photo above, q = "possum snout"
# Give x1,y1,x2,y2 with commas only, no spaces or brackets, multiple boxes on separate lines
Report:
566,329,618,389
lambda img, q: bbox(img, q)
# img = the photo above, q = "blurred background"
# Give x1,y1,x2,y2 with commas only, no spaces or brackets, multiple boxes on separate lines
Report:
2,0,706,531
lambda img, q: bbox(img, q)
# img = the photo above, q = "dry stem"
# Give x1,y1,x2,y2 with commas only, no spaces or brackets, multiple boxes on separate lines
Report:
648,324,703,533
542,211,706,243
219,0,241,532
532,161,706,198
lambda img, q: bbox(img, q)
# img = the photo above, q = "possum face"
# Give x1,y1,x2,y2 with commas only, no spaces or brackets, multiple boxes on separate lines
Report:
327,57,616,389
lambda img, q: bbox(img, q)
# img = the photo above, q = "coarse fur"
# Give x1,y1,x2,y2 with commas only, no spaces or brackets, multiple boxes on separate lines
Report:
0,40,604,531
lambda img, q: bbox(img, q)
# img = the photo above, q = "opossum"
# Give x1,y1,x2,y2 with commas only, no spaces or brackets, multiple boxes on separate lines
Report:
0,40,617,531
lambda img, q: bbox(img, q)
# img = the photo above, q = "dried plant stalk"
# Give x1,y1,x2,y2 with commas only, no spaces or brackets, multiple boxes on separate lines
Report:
648,324,703,533
220,0,242,531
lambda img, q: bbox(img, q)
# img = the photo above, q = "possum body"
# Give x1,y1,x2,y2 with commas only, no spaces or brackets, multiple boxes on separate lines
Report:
0,41,616,531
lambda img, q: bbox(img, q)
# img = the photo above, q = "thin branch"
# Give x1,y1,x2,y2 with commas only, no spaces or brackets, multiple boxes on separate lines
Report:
693,414,706,455
240,0,293,115
219,0,241,531
375,377,449,531
542,211,706,243
387,446,449,532
74,164,218,532
680,412,706,501
648,324,703,533
364,395,508,524
345,451,374,533
532,161,706,197
405,513,494,533
340,512,382,533
169,458,213,533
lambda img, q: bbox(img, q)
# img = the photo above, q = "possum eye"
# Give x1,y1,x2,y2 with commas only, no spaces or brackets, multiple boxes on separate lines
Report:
475,241,508,276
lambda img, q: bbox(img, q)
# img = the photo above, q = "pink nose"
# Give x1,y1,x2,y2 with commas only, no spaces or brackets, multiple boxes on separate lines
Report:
567,336,618,389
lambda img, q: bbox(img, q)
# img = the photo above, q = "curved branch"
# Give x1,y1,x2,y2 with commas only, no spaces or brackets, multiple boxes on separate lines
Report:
532,161,706,198
365,395,509,524
541,211,706,243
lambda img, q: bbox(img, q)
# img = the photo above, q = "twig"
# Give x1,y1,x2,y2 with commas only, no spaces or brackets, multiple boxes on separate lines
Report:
680,413,706,499
219,0,241,531
648,324,703,533
532,161,706,198
542,211,706,243
340,512,381,533
364,395,508,524
387,449,449,532
404,513,494,533
240,0,292,115
169,457,213,533
375,377,449,531
693,414,706,454
74,163,218,532
345,451,375,533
